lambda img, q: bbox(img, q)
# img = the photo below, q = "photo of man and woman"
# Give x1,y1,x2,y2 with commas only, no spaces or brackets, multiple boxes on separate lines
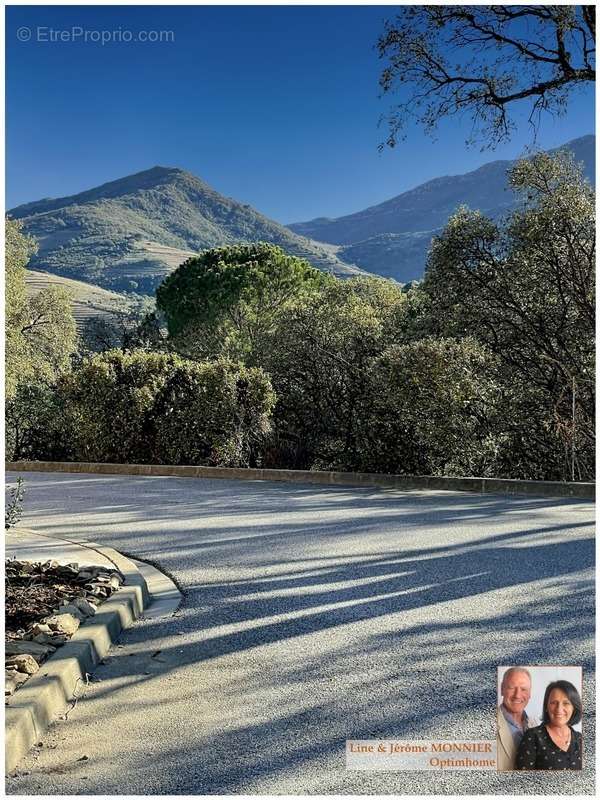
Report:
497,666,582,771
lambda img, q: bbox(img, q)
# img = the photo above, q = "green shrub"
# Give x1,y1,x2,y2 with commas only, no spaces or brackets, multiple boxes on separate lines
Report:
57,350,275,466
5,381,70,462
363,337,504,477
152,359,275,466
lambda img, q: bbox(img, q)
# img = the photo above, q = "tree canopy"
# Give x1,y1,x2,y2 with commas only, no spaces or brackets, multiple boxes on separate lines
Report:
156,242,330,363
367,337,502,477
378,5,595,149
260,276,405,469
5,218,77,400
422,150,595,479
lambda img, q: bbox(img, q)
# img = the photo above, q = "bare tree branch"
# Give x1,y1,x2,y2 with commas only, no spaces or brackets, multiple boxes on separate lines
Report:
378,5,595,149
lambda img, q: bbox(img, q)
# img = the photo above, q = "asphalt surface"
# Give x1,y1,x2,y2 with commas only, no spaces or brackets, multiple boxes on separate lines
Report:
5,471,595,795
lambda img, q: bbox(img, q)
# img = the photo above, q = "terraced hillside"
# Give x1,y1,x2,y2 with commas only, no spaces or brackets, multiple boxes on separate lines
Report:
24,269,133,331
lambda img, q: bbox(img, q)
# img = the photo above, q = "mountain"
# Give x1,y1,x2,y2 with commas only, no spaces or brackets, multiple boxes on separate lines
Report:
9,167,363,294
288,135,595,282
10,136,593,292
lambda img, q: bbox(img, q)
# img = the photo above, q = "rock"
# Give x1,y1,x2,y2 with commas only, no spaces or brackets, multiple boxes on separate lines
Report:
57,562,79,572
30,633,53,645
91,575,121,589
44,613,81,635
87,575,121,592
57,604,86,621
5,670,29,695
70,598,96,617
95,568,124,583
6,654,39,675
77,570,93,581
43,560,60,570
30,623,53,636
5,641,56,660
81,566,113,579
8,560,35,574
86,586,110,598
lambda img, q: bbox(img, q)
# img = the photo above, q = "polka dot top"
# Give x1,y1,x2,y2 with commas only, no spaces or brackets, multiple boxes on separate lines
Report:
515,724,582,770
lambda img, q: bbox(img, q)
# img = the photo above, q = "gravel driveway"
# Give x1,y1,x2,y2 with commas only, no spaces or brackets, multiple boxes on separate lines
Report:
5,471,595,795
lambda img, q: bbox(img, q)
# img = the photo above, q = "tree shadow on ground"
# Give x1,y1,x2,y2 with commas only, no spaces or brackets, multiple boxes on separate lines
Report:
5,471,595,795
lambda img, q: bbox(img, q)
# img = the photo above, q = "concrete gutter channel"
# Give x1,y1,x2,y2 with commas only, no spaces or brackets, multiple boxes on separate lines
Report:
5,460,596,499
4,529,181,774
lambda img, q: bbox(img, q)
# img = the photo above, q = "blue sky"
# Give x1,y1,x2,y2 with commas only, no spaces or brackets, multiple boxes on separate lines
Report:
6,5,595,223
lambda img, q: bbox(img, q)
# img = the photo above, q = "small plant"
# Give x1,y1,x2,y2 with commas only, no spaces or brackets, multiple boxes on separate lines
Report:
5,477,26,530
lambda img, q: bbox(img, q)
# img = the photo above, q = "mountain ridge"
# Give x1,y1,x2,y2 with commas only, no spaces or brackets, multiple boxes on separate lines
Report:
10,166,199,217
10,167,363,294
10,135,594,292
287,135,594,281
289,135,594,241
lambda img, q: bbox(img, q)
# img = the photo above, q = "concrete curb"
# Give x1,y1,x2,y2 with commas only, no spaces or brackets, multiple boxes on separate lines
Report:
5,536,151,775
130,557,182,619
6,460,596,499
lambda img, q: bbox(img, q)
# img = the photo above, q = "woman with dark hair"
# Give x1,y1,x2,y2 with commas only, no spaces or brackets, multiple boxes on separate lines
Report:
515,680,582,770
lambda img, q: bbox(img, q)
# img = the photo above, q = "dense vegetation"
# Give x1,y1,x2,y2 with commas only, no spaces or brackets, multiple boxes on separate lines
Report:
57,352,274,466
5,152,595,481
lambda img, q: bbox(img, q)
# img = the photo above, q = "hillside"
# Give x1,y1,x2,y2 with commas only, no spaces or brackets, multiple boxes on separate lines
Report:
289,135,595,282
336,232,436,283
10,167,363,294
24,269,134,331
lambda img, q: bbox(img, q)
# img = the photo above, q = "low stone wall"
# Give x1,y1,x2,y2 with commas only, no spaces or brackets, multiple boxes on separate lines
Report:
5,461,595,499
